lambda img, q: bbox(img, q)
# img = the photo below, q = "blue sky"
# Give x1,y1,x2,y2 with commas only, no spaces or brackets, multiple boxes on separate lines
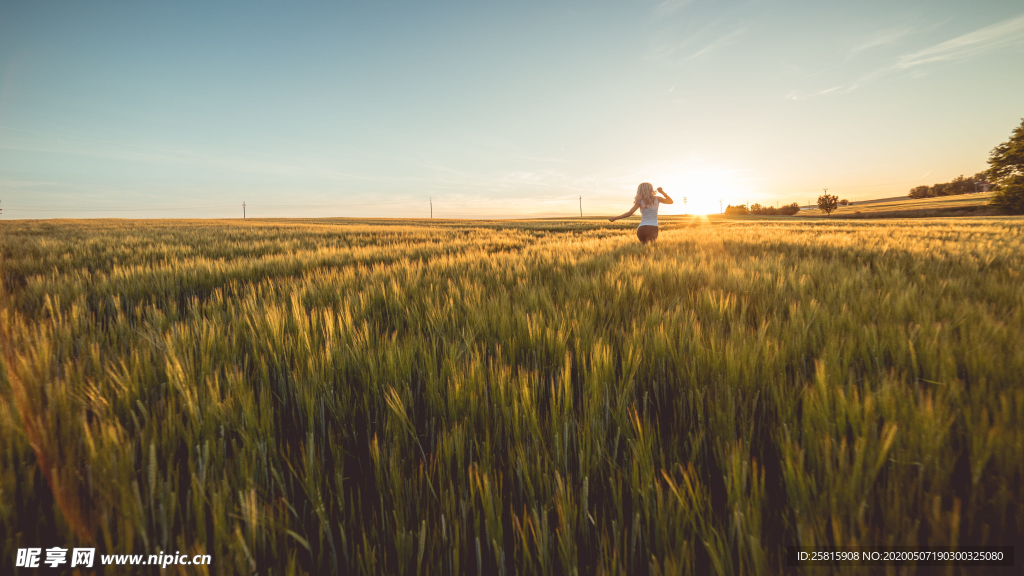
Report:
2,0,1023,218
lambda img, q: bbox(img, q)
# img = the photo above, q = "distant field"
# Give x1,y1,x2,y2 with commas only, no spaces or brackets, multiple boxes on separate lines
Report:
800,191,994,216
2,217,1022,574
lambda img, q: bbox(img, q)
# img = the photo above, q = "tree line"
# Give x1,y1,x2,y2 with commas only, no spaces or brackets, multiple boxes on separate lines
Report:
908,173,990,198
910,117,1024,213
724,202,801,216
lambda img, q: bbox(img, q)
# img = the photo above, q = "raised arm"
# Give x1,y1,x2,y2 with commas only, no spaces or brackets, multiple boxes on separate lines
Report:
657,187,674,204
609,202,641,222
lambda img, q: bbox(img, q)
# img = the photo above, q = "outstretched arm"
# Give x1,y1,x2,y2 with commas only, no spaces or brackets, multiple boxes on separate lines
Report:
609,202,641,222
657,187,674,204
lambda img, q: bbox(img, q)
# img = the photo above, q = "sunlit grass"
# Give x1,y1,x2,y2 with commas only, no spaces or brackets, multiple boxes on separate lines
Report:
1,216,1021,574
800,192,994,216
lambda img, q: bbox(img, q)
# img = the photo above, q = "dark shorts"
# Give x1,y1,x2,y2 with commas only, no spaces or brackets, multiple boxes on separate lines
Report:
637,225,659,244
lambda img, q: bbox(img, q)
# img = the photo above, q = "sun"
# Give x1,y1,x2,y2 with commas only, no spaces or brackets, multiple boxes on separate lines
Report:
681,196,721,216
652,167,753,215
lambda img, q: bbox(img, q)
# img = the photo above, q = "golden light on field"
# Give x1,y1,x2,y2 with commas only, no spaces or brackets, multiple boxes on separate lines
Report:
2,217,1022,571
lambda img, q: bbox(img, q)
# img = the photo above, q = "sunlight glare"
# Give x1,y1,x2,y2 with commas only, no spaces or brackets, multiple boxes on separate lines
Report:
652,166,755,215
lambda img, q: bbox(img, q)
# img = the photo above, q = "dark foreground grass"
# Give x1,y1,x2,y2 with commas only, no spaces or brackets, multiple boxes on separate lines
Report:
1,217,1022,575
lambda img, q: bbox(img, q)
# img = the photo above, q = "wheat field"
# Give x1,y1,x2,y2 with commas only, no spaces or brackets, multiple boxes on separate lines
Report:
1,216,1022,575
798,193,995,217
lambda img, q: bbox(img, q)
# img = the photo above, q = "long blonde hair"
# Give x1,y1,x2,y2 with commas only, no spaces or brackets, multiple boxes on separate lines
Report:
634,182,657,209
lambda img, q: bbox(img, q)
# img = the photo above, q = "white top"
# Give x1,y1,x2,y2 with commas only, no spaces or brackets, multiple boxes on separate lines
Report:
638,201,659,227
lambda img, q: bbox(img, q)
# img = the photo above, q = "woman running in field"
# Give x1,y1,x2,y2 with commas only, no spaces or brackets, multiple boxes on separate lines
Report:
608,182,674,244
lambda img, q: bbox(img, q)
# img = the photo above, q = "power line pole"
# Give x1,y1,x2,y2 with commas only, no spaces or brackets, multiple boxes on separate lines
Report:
430,198,433,218
683,196,687,215
719,199,722,214
242,201,246,219
579,195,582,218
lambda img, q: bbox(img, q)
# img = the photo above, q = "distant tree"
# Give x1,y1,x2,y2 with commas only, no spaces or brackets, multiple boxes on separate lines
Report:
944,176,968,196
730,202,800,216
987,118,1024,213
908,173,991,198
779,202,801,215
987,118,1024,183
909,185,931,199
817,193,839,216
839,198,849,206
747,203,776,215
991,176,1024,214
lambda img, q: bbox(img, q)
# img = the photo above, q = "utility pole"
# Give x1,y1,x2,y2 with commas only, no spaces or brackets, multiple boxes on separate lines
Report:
683,196,687,215
579,195,582,218
430,198,433,218
719,199,722,214
242,201,246,219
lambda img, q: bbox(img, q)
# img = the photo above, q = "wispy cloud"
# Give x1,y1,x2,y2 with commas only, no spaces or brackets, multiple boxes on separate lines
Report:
891,13,1024,70
788,13,1024,99
652,0,692,17
785,86,844,101
851,27,914,53
644,12,747,66
686,28,746,60
851,13,1024,89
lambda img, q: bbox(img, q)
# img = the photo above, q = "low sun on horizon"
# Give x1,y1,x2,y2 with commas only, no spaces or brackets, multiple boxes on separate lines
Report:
655,170,751,215
680,196,721,215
